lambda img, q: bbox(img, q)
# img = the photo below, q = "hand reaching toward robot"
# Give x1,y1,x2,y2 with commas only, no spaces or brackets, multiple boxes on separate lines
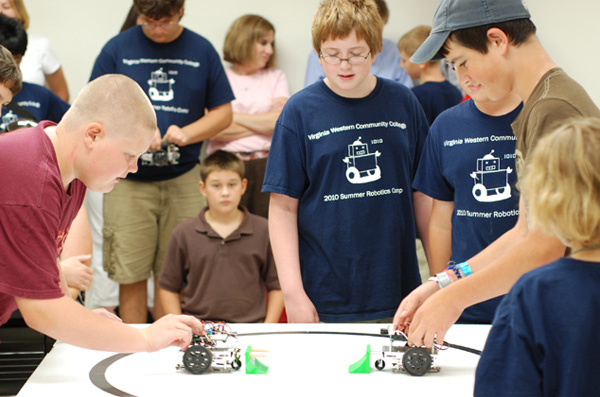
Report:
141,314,205,352
393,280,467,348
393,280,440,327
400,290,464,349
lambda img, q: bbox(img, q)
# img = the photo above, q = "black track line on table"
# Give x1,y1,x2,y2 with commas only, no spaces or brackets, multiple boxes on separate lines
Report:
236,330,481,355
89,353,136,396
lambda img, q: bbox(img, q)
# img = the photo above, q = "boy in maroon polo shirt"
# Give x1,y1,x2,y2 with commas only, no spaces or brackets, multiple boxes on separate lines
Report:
158,150,283,322
0,72,204,352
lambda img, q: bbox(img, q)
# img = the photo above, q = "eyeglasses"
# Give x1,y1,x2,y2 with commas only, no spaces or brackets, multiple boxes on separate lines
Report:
139,14,180,29
320,51,371,65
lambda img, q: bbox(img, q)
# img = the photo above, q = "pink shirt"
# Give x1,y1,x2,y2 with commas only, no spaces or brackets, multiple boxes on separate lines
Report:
207,67,289,154
0,122,86,326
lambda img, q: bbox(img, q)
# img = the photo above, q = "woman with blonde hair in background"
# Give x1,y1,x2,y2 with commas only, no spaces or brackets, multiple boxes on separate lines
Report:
207,14,290,218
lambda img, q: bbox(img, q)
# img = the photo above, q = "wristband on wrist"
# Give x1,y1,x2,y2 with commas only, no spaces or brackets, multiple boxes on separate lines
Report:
428,276,442,289
444,268,457,282
435,270,453,288
456,261,472,277
447,264,462,279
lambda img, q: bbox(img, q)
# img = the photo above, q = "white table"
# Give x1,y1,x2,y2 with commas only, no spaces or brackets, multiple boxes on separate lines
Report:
17,323,490,396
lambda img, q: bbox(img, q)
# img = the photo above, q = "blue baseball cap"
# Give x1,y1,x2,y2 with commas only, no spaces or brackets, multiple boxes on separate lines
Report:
411,0,531,63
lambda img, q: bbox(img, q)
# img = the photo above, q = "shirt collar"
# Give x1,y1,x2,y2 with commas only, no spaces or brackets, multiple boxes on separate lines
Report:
195,205,253,240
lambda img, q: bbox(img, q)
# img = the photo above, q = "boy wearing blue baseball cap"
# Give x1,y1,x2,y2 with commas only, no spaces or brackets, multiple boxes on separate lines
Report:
393,0,600,348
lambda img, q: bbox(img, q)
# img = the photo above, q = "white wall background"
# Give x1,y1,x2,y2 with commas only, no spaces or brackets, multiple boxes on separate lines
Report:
25,0,600,106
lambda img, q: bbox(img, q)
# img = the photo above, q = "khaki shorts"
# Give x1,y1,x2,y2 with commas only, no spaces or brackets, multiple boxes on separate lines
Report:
103,165,205,284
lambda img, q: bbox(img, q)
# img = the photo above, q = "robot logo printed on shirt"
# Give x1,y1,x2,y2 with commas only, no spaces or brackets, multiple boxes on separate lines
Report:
1,111,18,126
469,150,513,202
342,137,382,184
147,68,175,102
0,111,19,133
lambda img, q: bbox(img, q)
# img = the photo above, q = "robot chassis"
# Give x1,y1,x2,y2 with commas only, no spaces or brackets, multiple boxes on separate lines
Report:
177,322,242,375
373,327,440,376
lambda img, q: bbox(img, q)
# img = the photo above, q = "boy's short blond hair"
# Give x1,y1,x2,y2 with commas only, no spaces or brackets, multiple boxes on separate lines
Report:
65,74,156,139
200,150,245,182
398,25,433,60
521,118,600,247
311,0,383,55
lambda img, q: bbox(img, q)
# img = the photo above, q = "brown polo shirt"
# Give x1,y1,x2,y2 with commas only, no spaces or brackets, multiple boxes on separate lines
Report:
159,206,280,323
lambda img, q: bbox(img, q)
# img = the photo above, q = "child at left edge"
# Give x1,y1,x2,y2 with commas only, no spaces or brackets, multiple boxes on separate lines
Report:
158,150,284,323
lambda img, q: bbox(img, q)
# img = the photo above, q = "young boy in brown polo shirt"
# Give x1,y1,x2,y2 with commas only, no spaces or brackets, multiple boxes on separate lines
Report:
158,150,283,323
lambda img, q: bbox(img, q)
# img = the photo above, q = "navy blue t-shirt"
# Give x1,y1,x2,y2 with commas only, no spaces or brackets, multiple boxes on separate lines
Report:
263,78,428,322
414,99,522,323
1,82,69,126
411,80,462,126
90,26,234,181
475,257,600,396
